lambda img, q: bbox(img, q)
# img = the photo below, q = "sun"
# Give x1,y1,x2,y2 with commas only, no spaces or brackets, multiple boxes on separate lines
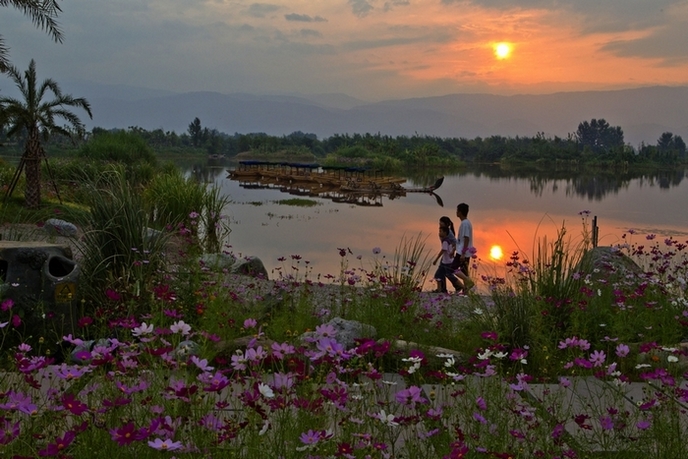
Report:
494,42,512,60
489,245,504,261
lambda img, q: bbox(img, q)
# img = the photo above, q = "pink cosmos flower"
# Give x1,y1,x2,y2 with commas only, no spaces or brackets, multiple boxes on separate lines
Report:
271,341,295,359
148,438,183,451
589,350,606,367
395,386,427,405
615,343,630,358
0,418,20,445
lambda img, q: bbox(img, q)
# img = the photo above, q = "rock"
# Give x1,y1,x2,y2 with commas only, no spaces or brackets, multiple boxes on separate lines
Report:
44,219,78,238
302,317,377,349
146,227,164,243
199,253,237,270
198,253,268,279
231,256,269,279
577,246,644,282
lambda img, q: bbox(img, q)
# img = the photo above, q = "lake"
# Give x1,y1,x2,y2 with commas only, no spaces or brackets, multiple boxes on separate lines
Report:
200,163,688,291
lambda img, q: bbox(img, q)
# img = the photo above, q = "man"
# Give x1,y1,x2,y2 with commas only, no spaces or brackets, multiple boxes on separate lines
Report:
455,202,475,291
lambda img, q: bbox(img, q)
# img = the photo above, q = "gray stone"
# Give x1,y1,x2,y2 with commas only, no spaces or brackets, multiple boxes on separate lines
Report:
146,227,164,243
199,253,237,270
577,246,644,282
302,317,377,349
231,256,269,279
44,218,79,238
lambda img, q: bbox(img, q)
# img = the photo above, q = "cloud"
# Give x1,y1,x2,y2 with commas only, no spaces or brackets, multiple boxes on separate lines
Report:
247,3,281,18
349,0,374,17
342,32,451,52
299,29,324,39
284,13,327,22
600,22,688,65
384,0,410,11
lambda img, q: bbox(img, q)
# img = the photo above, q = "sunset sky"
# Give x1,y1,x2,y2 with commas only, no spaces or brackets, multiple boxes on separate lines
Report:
2,0,688,100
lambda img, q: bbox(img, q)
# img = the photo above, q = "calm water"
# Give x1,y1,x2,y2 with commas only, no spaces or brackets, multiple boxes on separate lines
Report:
203,164,688,290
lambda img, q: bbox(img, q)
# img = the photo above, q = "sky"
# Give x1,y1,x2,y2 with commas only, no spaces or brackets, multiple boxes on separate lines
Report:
2,0,688,101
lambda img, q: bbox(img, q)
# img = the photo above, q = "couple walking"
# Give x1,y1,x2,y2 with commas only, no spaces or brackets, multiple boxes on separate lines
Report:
432,202,475,294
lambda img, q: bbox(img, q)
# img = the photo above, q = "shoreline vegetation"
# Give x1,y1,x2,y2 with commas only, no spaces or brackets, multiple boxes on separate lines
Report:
2,119,687,172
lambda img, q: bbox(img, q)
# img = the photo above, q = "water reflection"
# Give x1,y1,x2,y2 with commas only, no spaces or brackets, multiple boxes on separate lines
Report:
402,164,687,201
203,161,687,292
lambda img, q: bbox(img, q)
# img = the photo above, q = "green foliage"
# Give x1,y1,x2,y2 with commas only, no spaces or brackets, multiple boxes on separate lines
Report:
73,169,171,308
78,130,157,166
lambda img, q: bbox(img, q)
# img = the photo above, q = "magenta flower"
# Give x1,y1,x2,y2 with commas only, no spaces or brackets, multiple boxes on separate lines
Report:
0,418,20,445
475,396,487,411
148,438,183,451
472,412,487,424
200,371,230,392
110,422,137,446
1,298,13,311
54,363,91,380
243,318,257,329
0,391,37,415
636,419,651,430
600,416,614,430
395,386,427,405
38,430,76,456
62,393,89,415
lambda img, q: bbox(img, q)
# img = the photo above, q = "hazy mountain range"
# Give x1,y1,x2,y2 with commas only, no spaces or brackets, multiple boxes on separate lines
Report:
2,80,687,147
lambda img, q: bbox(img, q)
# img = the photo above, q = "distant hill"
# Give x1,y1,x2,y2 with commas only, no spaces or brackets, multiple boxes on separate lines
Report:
1,79,686,147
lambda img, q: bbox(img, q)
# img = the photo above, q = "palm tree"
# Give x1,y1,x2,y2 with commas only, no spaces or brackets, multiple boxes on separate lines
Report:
0,0,63,72
0,59,92,208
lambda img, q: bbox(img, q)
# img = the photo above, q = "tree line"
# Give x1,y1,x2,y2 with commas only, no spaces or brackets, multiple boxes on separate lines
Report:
113,116,687,167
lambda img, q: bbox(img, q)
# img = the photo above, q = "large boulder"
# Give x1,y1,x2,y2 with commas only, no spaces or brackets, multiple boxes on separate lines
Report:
198,253,269,280
43,218,79,238
302,317,377,349
577,246,644,282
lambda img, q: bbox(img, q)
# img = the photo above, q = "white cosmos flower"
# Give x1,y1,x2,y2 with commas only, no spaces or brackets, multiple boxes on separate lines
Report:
477,349,493,360
667,355,679,363
132,322,154,337
377,409,399,427
258,382,274,398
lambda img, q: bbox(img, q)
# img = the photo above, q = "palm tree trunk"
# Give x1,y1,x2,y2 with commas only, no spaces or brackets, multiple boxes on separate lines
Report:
24,128,42,209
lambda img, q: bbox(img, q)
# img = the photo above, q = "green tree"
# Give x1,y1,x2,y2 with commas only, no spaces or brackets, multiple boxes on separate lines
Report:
188,117,203,147
575,118,624,154
657,132,686,160
0,0,63,72
0,59,92,208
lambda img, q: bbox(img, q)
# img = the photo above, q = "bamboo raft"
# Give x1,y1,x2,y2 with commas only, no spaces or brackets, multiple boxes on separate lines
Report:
227,161,444,206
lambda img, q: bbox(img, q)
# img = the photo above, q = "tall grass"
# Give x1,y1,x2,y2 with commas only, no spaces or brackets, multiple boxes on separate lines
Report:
144,169,231,253
74,169,171,307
